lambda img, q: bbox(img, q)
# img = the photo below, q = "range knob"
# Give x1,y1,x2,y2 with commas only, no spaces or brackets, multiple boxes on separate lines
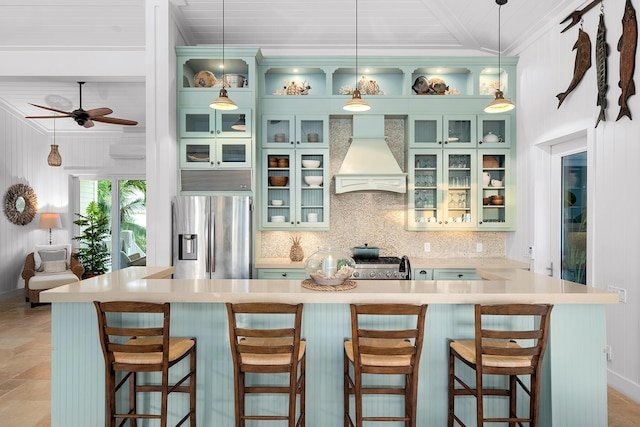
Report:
352,271,360,278
386,271,393,278
369,271,377,278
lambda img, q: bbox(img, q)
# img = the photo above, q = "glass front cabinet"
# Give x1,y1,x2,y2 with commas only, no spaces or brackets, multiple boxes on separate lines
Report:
407,150,477,230
179,108,252,138
180,138,252,168
262,115,329,148
409,115,477,148
261,149,329,229
478,149,514,230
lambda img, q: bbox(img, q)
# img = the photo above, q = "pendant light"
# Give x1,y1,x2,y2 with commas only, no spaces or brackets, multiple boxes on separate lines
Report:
231,114,246,130
47,116,62,167
484,0,515,113
343,0,370,112
210,0,238,110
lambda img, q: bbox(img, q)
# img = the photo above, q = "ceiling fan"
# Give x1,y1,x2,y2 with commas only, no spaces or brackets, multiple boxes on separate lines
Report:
25,81,138,128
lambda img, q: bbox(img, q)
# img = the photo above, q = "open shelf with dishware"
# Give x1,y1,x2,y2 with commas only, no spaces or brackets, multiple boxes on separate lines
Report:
262,115,329,148
261,148,329,230
478,149,514,230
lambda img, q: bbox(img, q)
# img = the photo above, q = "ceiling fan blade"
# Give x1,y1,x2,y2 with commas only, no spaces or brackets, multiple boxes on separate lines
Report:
28,103,72,115
86,107,113,118
92,116,138,126
25,114,72,119
83,120,95,128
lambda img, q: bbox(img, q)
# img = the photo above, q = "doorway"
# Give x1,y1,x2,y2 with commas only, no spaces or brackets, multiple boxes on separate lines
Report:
550,139,588,284
76,178,147,270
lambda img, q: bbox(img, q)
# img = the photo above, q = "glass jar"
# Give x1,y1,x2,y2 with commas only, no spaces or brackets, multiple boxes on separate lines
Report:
304,247,355,285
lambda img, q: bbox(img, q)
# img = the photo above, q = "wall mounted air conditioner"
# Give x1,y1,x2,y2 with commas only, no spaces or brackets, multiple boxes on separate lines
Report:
109,144,146,159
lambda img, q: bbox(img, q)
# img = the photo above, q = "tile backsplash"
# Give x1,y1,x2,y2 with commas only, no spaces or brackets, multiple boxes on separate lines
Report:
258,118,505,261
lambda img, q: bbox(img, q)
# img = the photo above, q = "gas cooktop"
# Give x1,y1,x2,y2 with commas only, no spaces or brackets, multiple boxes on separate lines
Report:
352,256,410,280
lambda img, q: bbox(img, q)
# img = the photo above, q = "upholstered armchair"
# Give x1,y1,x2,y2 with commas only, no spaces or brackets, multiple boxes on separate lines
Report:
22,251,84,307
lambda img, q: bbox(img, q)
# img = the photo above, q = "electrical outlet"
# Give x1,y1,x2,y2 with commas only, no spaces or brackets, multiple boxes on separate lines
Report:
476,243,483,252
605,345,612,361
607,285,627,303
424,242,431,253
528,246,535,259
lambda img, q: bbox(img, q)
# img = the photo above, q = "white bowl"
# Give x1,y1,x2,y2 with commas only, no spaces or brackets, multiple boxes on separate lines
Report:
270,215,285,222
301,159,321,168
304,175,323,187
271,199,283,206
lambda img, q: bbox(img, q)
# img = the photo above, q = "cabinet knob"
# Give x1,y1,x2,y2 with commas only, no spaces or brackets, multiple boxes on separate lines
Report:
420,270,427,274
438,141,442,145
216,161,220,165
282,273,287,277
478,141,483,144
458,274,464,278
216,130,221,135
296,141,300,144
210,130,214,134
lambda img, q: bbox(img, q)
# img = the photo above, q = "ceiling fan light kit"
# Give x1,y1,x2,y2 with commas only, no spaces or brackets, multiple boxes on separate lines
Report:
485,0,515,113
344,0,371,112
210,0,238,111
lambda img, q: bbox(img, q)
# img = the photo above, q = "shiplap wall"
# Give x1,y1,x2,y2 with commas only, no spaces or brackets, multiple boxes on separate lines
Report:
0,104,145,298
513,0,640,401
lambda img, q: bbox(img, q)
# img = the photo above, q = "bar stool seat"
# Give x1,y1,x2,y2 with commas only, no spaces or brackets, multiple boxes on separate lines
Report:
343,303,428,427
93,301,197,427
448,304,553,427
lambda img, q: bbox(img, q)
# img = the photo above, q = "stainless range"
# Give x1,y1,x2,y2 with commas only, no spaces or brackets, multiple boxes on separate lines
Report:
352,256,411,280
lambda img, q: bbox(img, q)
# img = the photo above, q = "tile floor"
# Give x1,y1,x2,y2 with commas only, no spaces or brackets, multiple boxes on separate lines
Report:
0,297,639,426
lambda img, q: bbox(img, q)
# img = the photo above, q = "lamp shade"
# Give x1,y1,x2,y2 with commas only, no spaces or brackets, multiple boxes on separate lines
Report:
484,90,515,113
209,88,238,110
39,213,61,229
343,89,371,112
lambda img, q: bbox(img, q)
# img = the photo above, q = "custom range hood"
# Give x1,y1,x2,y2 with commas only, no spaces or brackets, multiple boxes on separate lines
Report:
335,115,407,194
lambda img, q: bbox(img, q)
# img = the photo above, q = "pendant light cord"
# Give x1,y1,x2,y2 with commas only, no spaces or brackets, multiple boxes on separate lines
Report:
222,0,226,71
498,2,501,89
354,0,358,86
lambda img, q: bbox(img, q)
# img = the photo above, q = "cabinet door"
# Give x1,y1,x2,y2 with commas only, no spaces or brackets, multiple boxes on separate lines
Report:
256,269,308,279
433,268,482,280
443,115,477,147
296,116,329,148
216,109,252,138
263,150,294,229
262,115,295,147
180,139,214,168
407,150,443,230
215,138,252,168
179,108,216,137
443,150,477,228
296,150,329,228
477,114,511,148
478,149,514,230
409,115,444,147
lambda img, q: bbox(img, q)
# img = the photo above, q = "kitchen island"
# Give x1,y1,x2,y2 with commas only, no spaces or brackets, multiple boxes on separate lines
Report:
42,265,617,426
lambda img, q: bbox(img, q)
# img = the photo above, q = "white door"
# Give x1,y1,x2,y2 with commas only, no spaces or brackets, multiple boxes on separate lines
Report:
550,139,589,284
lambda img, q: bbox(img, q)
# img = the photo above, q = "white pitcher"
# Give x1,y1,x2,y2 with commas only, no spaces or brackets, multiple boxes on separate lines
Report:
482,172,491,187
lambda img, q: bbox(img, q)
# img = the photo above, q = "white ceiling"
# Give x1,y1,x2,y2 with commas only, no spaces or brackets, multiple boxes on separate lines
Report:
0,0,580,133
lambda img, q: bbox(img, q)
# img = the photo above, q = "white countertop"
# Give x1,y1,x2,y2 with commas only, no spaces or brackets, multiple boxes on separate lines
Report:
41,265,618,305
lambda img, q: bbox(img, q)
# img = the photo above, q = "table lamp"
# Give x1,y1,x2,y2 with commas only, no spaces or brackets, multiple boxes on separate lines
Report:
39,213,62,245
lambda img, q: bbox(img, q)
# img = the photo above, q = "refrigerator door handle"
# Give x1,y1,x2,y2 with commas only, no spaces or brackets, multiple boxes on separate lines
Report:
209,209,216,273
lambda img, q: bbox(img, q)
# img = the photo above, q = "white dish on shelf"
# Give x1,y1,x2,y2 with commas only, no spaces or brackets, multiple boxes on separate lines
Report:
270,215,285,222
301,159,321,168
271,199,283,206
304,175,323,186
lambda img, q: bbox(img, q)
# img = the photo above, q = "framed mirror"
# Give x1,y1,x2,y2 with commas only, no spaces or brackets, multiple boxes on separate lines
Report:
3,183,38,225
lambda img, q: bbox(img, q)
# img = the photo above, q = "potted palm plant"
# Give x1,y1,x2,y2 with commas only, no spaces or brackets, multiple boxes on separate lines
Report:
72,201,110,278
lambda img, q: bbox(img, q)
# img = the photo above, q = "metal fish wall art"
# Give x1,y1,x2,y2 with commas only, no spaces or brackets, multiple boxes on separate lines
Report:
557,28,593,108
596,10,610,127
617,0,638,121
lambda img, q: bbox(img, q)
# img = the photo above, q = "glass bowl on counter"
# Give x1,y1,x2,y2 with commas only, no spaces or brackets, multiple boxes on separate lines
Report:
304,247,355,286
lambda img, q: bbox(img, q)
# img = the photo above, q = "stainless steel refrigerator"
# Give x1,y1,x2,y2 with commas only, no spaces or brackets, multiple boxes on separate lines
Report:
172,195,252,279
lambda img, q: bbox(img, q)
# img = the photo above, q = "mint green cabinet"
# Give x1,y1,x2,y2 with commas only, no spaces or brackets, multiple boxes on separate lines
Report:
409,115,477,148
407,149,477,230
256,269,307,279
433,268,482,280
262,115,328,148
179,138,252,169
261,148,329,230
179,108,252,138
478,149,514,230
477,114,512,148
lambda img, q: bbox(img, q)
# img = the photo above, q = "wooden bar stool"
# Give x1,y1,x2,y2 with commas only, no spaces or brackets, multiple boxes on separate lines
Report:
226,302,306,427
343,303,428,427
93,301,197,427
448,304,553,427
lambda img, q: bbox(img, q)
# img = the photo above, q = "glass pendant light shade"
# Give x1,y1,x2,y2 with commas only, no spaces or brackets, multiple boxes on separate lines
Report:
484,90,515,113
231,114,246,130
210,88,238,110
47,144,62,167
343,89,371,112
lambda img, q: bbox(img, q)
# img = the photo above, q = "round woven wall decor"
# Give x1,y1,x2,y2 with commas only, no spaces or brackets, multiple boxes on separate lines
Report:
3,183,38,225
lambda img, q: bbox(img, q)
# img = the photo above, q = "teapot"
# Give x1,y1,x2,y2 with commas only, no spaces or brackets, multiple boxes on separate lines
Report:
482,172,491,187
482,132,502,144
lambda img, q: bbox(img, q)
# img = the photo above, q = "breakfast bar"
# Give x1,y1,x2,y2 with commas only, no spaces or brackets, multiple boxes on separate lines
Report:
42,266,617,426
